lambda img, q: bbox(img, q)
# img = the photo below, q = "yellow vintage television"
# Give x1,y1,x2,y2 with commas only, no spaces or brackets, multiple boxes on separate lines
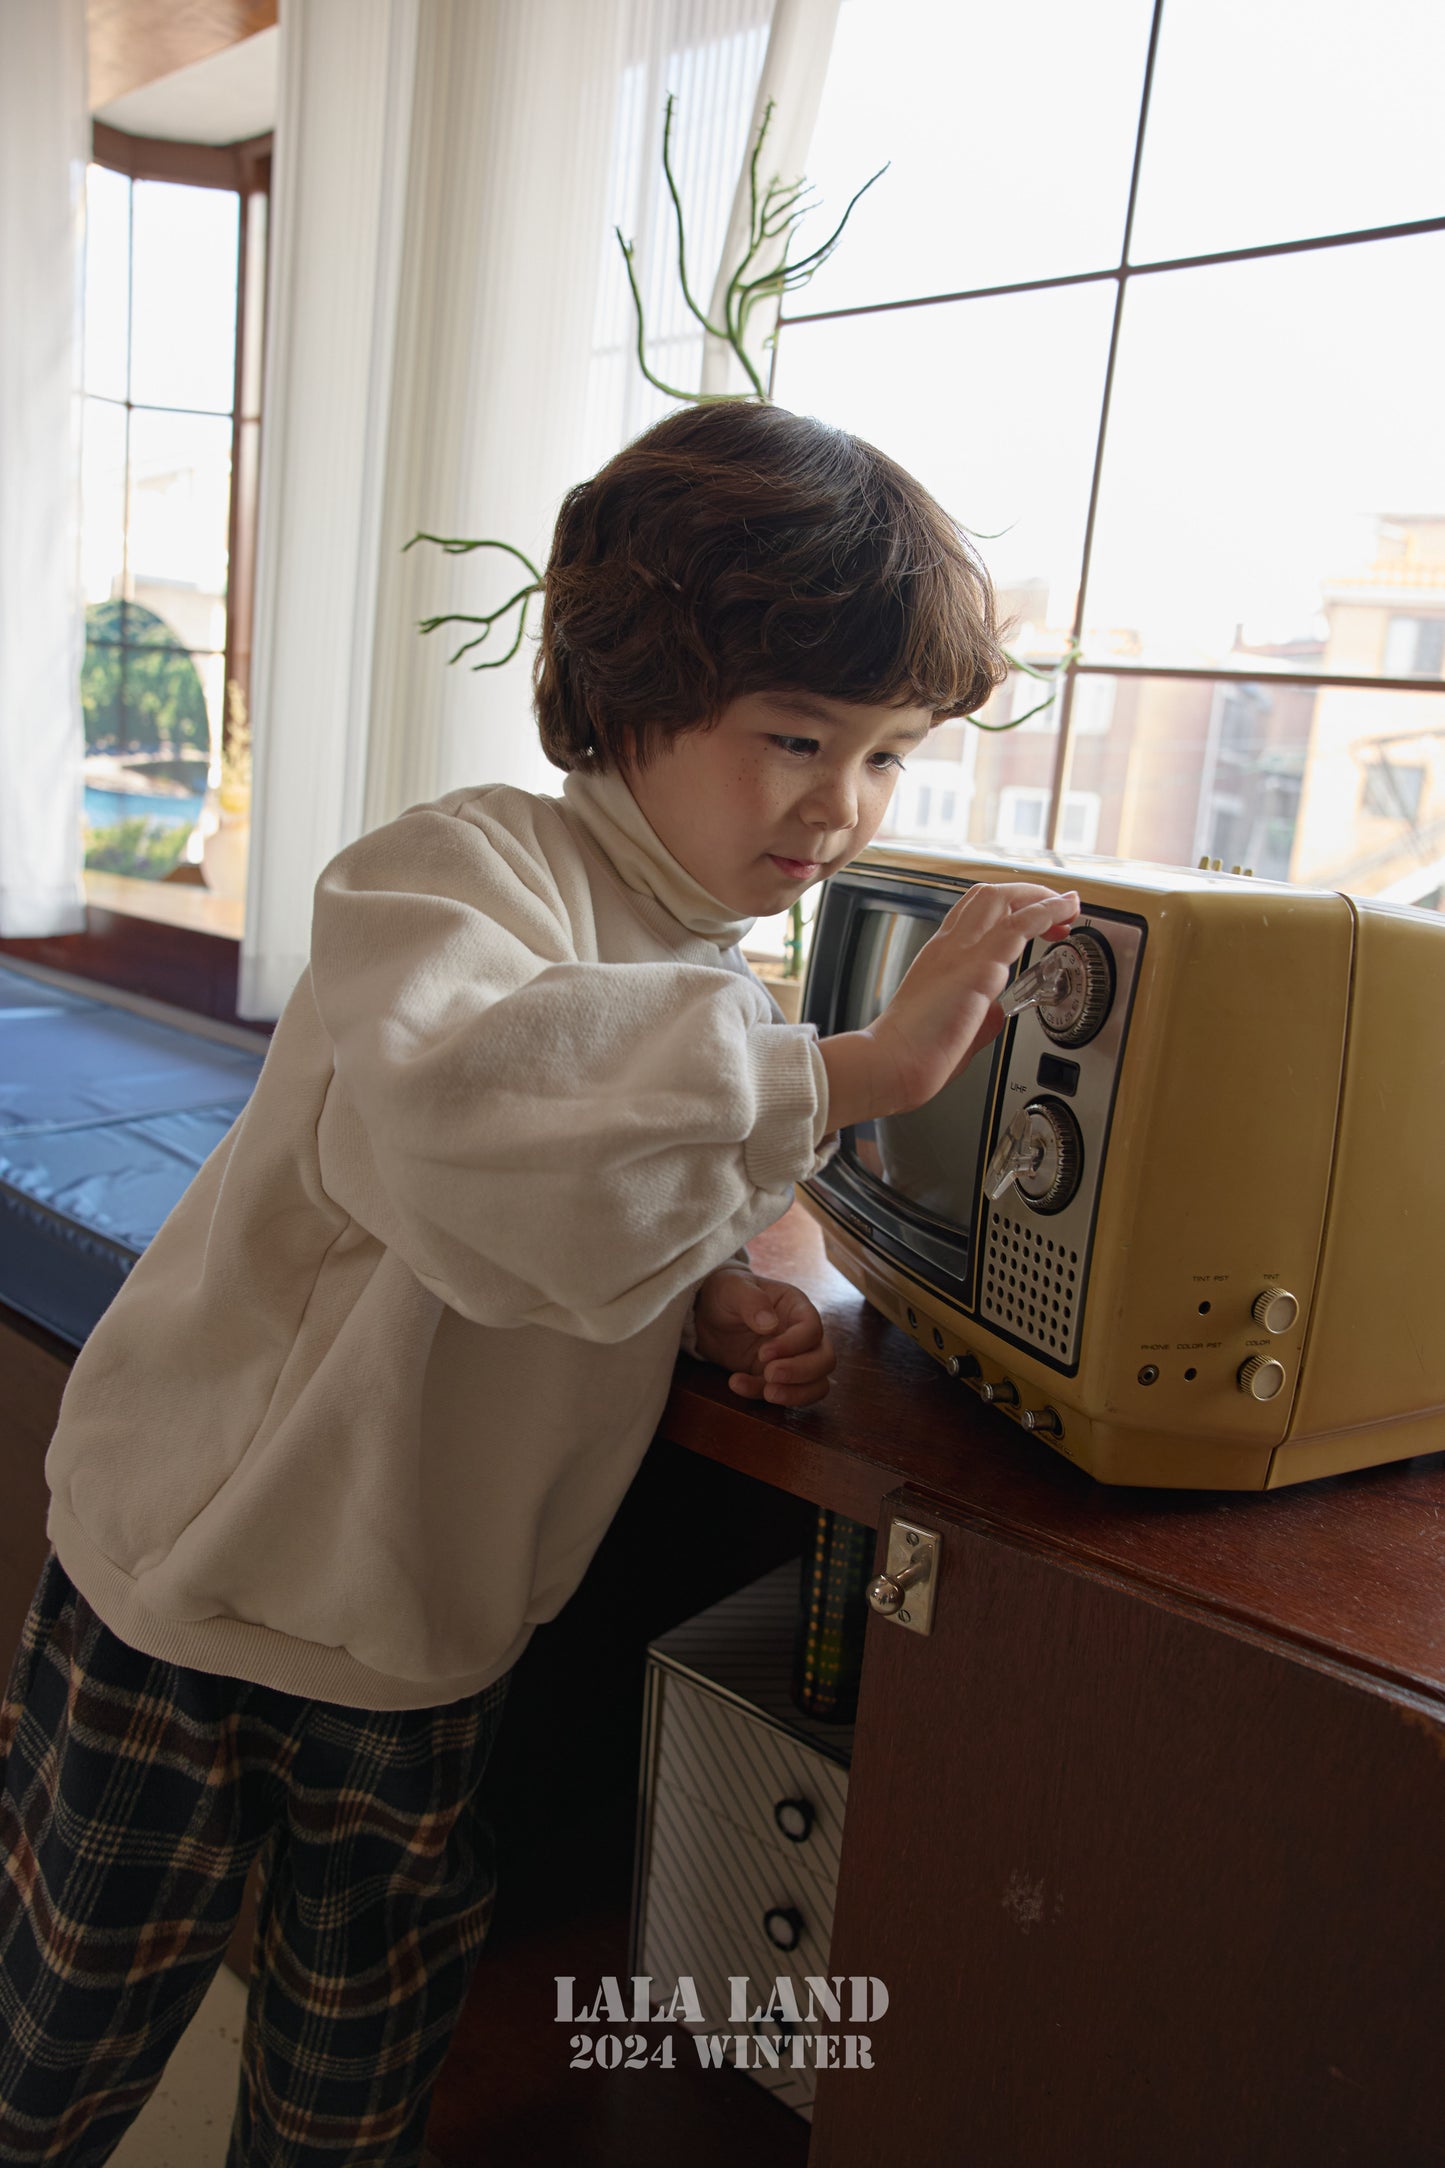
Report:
798,843,1445,1490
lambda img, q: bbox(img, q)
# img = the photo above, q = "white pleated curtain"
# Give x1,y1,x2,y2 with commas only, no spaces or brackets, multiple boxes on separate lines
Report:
240,0,841,1018
0,0,88,938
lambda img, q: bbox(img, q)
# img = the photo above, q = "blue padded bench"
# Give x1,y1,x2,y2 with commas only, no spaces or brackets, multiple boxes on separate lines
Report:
0,962,266,1349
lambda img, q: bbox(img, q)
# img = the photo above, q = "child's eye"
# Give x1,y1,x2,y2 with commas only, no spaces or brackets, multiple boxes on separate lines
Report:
869,751,906,772
770,735,819,757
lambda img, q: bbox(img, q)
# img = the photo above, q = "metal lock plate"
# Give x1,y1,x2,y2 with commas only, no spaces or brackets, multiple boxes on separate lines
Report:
868,1519,940,1637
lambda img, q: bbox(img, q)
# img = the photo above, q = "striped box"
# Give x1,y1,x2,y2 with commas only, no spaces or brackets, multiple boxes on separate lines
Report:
629,1562,855,2121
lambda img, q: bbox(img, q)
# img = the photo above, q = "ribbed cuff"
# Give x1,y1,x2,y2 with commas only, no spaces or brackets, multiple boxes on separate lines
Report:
743,1022,830,1191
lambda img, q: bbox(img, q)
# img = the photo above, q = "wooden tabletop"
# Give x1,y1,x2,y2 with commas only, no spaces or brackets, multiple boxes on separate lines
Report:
659,1201,1445,1706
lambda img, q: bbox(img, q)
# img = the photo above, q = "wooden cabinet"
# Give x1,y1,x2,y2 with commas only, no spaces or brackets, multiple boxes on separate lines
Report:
0,1306,70,1660
661,1207,1445,2168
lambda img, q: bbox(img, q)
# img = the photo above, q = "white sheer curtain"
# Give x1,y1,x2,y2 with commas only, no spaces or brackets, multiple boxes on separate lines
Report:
242,0,840,1019
0,0,87,938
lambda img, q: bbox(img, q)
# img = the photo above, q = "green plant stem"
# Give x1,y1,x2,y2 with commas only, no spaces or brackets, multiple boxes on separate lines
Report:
615,95,885,409
615,230,753,404
659,93,729,343
968,642,1083,730
405,532,543,578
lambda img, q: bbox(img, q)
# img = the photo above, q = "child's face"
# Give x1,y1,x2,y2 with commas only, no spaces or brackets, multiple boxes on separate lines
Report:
624,690,933,916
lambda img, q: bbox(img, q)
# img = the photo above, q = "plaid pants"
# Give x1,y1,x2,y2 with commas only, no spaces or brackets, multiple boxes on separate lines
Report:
0,1553,510,2167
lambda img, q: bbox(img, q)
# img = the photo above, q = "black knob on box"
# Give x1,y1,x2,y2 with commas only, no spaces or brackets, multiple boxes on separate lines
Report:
774,1797,814,1844
763,1905,805,1951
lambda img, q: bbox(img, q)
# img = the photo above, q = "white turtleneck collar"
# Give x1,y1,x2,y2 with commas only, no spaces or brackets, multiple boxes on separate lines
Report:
561,763,754,952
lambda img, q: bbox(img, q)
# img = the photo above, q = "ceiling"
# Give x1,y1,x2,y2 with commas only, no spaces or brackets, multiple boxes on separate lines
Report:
87,0,277,115
95,25,278,143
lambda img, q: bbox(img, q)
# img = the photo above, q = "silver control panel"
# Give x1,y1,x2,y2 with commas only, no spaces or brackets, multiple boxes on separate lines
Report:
977,912,1144,1369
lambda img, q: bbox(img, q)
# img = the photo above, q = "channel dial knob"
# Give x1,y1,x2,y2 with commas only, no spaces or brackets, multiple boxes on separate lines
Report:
1036,927,1115,1047
984,1096,1084,1216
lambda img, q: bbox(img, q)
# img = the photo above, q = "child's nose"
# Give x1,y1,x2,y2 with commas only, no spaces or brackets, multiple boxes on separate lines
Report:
800,767,858,834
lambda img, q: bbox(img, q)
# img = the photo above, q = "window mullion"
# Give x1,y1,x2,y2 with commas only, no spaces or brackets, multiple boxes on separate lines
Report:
1045,0,1166,852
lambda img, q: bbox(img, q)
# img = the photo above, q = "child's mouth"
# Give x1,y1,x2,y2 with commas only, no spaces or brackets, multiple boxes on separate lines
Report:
768,855,820,880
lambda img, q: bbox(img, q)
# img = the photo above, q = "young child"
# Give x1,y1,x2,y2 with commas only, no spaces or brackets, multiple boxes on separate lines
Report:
0,399,1076,2165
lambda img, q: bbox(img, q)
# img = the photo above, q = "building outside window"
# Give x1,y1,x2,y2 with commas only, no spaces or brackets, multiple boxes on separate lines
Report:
1383,613,1445,680
997,788,1101,855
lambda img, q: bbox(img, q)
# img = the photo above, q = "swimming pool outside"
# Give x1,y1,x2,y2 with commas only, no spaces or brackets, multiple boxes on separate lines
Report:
84,786,204,831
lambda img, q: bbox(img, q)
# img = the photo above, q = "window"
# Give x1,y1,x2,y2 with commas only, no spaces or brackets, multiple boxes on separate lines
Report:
879,758,974,843
1362,758,1425,822
998,788,1100,854
998,789,1048,847
0,126,272,1023
776,0,1445,913
79,128,269,897
1383,616,1445,679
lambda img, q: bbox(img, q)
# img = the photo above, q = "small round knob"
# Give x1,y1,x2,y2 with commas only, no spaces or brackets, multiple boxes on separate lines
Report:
1252,1288,1298,1334
946,1353,981,1381
763,1905,804,1951
1238,1355,1287,1402
773,1797,814,1844
867,1558,928,1614
978,1378,1018,1406
1020,1406,1062,1436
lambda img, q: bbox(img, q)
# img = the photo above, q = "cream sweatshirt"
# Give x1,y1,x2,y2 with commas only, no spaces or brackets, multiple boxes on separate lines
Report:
45,768,834,1709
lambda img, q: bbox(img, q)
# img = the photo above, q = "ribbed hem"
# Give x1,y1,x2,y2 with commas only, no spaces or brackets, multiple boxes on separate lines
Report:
48,1503,533,1712
742,1022,831,1192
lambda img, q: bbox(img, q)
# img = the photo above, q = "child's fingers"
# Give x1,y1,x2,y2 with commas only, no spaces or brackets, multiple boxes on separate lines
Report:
728,1371,765,1398
998,890,1080,942
763,1343,837,1393
756,1317,822,1364
943,881,1075,934
972,894,1081,971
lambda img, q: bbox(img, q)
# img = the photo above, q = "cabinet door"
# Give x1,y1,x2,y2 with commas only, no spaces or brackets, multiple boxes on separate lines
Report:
810,1486,1445,2168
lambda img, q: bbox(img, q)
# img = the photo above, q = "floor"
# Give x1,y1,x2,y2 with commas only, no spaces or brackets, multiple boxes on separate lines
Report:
101,1929,805,2168
106,1971,444,2168
425,1906,810,2168
109,1968,247,2168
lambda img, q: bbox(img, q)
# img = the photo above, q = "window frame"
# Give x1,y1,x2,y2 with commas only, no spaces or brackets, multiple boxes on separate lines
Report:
1,122,272,1026
773,0,1445,859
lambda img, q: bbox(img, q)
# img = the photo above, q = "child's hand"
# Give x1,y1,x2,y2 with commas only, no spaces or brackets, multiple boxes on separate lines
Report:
820,882,1079,1129
691,1266,837,1409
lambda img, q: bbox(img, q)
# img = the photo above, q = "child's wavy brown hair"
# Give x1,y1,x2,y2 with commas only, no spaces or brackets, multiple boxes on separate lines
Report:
533,402,1006,771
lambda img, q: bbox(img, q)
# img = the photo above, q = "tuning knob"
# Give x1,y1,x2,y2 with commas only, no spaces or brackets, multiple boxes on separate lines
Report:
1039,928,1114,1046
978,1378,1018,1406
1238,1355,1287,1401
1252,1288,1298,1334
999,927,1115,1047
984,1097,1083,1216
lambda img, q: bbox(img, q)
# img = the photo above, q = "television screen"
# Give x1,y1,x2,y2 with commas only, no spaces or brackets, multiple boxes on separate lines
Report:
839,905,994,1235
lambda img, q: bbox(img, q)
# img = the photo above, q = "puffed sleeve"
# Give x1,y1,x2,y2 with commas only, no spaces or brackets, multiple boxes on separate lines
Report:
309,799,834,1342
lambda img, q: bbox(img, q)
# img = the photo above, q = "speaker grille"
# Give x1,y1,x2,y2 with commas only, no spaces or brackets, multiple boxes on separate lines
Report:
980,1207,1079,1361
